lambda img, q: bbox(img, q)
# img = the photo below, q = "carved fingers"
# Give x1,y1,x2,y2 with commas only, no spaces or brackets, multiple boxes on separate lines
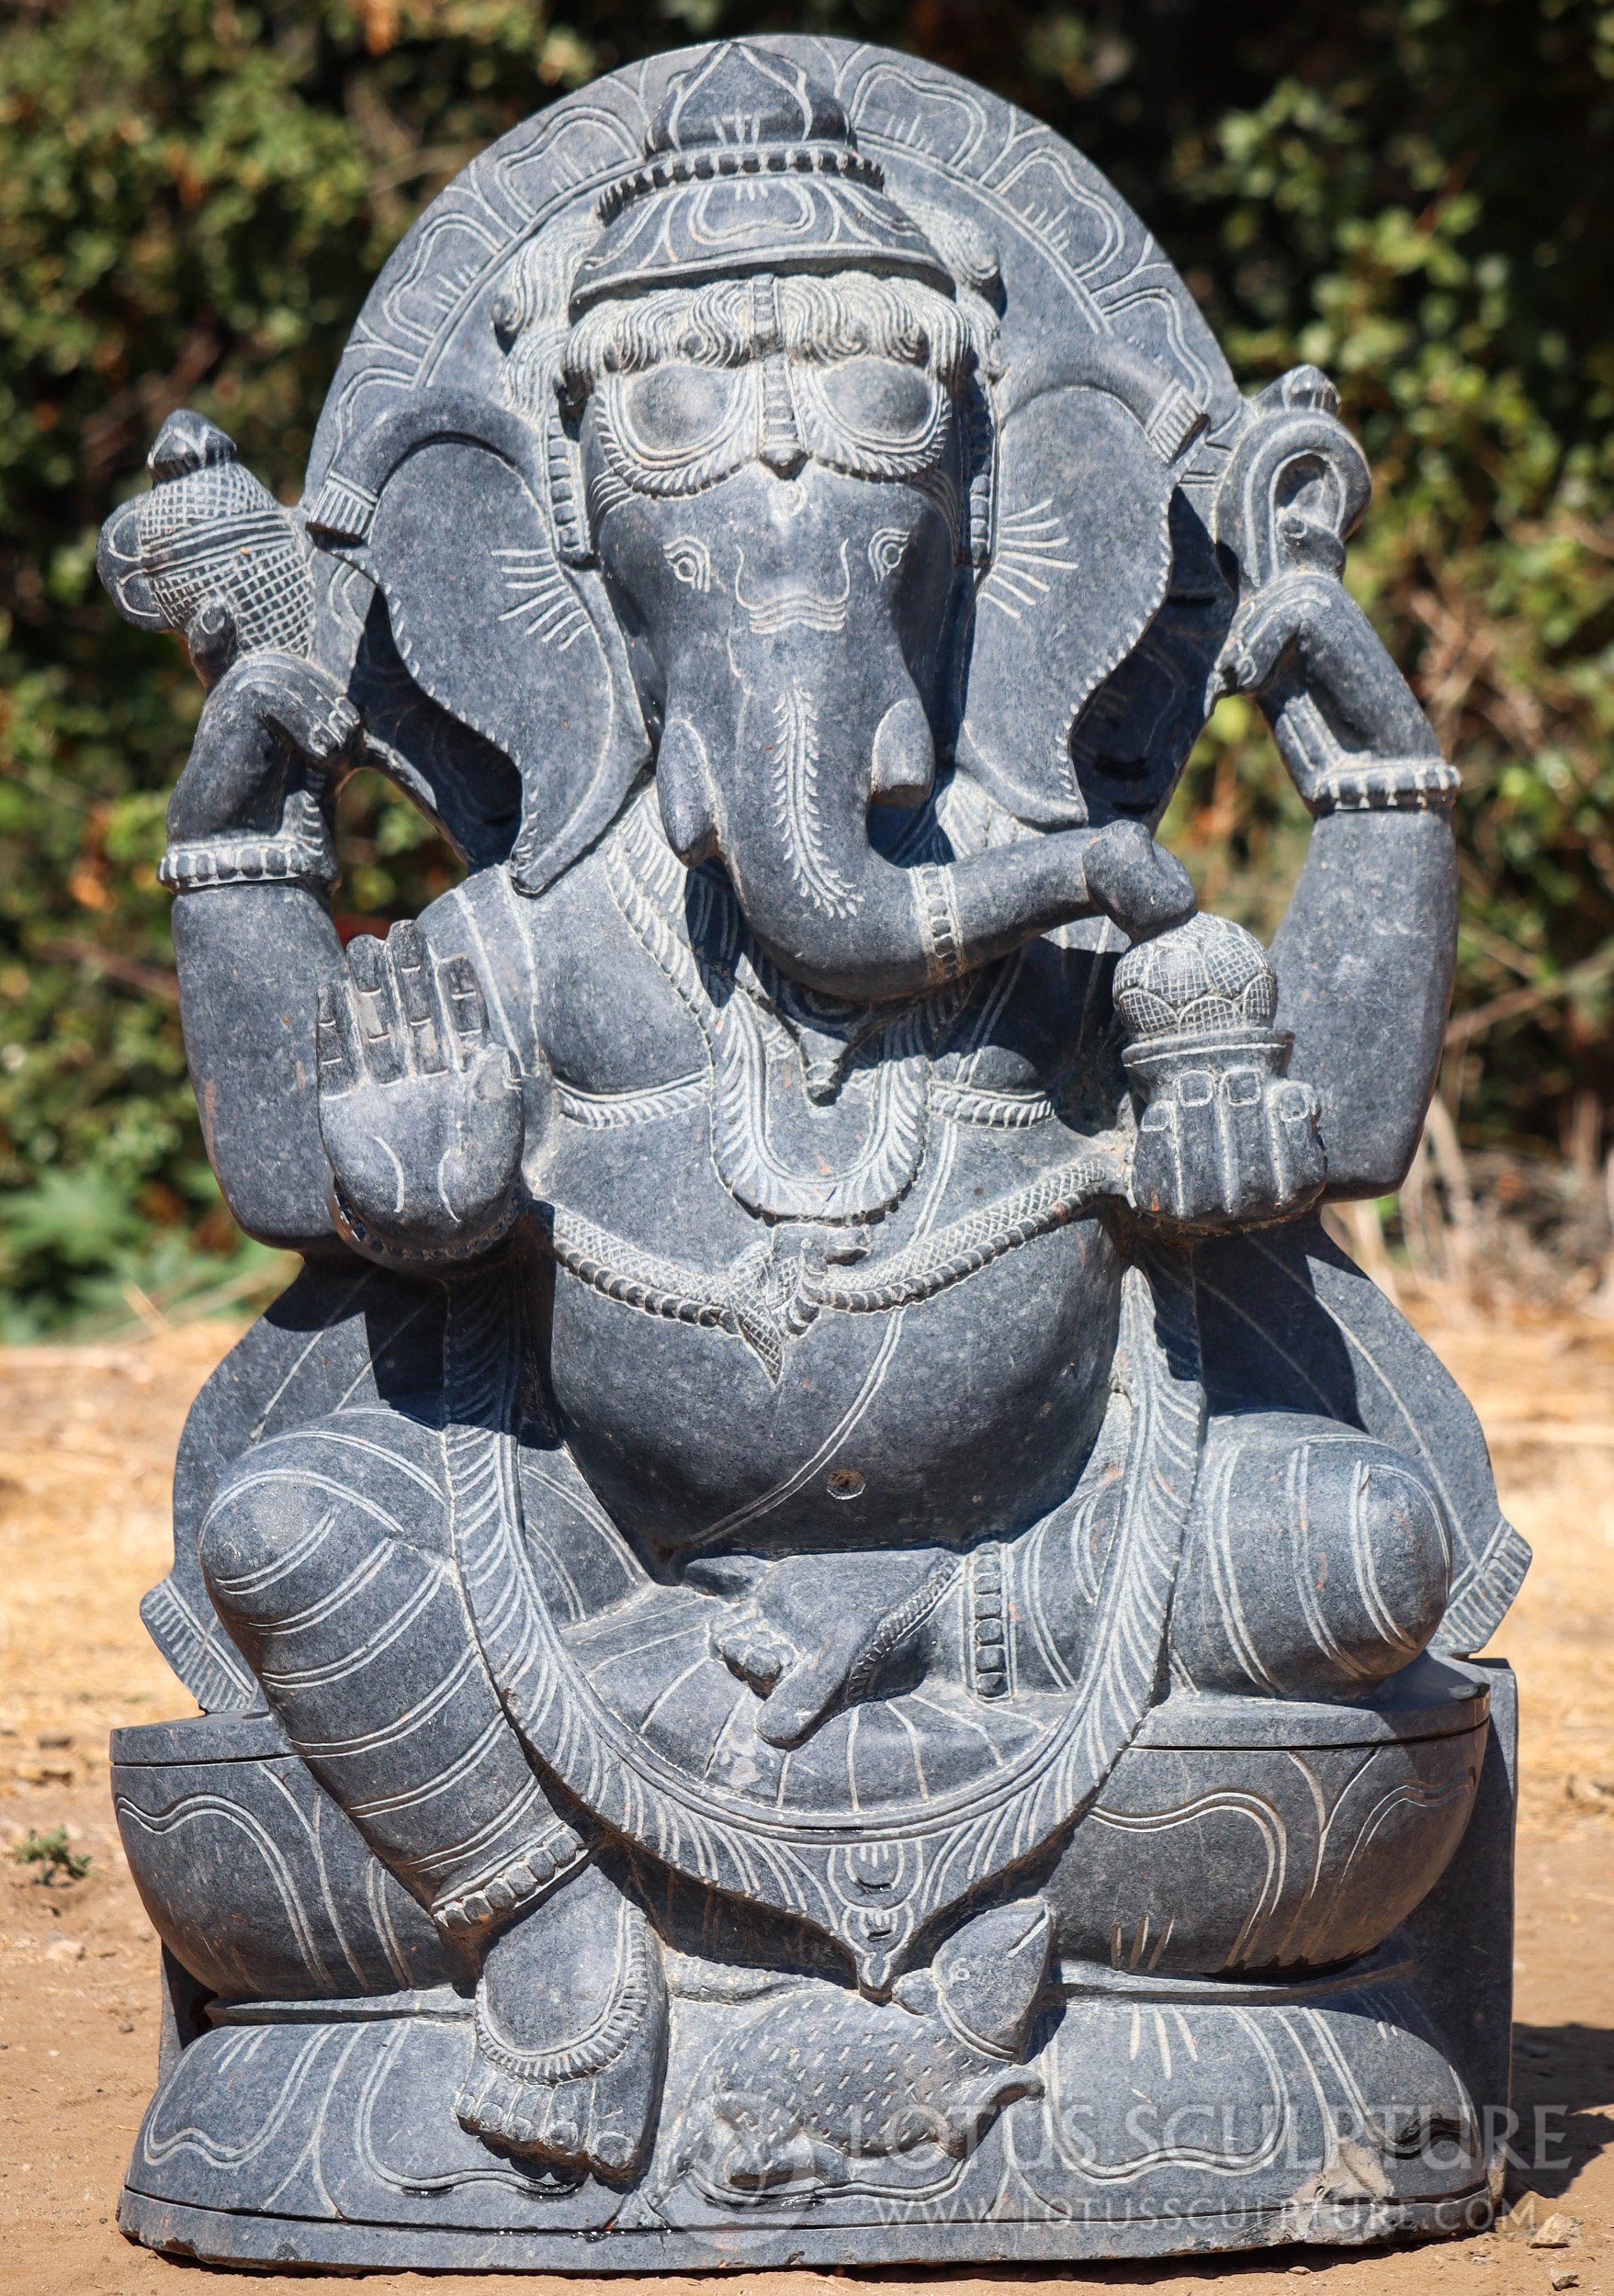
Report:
1214,571,1342,702
1128,1064,1326,1232
705,1549,955,1750
710,1615,795,1702
184,594,240,688
229,651,360,766
706,1587,832,1741
317,921,524,1262
320,921,491,1087
170,651,359,845
1214,573,1446,808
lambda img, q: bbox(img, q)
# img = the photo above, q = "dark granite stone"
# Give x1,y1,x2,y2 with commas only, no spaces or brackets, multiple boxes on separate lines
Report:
95,34,1527,2270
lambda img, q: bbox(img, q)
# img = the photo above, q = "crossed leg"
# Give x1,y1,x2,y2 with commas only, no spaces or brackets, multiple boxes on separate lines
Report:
1169,1409,1455,1697
198,1397,666,2176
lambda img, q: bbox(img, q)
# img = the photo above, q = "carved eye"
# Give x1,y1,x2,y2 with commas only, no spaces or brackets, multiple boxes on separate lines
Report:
663,536,713,593
814,358,936,445
867,527,909,582
620,365,742,456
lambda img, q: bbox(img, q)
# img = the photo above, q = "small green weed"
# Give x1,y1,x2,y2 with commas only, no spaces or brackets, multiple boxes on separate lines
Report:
11,1825,90,1884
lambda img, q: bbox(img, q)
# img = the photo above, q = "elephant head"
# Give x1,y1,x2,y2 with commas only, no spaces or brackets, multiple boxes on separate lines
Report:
314,41,1207,1000
576,262,1219,995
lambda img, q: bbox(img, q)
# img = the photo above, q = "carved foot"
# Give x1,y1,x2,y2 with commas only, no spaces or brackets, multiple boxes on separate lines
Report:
455,1863,668,2178
692,1547,960,1747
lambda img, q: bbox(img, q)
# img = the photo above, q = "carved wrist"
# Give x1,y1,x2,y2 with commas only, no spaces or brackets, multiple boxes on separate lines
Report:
1304,757,1462,816
160,790,337,894
912,864,967,988
329,1174,524,1268
160,827,338,895
433,1824,589,1941
1270,690,1458,817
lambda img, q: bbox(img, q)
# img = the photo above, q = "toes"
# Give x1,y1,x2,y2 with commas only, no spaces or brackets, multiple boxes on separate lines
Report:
457,2063,646,2180
455,2067,548,2161
592,2125,639,2177
544,2108,581,2156
711,1610,792,1695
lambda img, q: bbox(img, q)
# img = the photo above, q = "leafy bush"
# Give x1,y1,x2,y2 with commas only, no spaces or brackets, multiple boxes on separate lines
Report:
11,1824,90,1884
3,0,1611,1329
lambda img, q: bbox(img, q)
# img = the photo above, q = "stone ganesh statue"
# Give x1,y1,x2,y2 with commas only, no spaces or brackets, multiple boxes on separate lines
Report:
97,39,1530,2272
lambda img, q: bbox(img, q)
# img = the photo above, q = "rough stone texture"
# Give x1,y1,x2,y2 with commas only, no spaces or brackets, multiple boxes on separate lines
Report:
94,35,1529,2270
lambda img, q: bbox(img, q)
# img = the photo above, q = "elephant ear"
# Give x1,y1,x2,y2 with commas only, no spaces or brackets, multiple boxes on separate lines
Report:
309,390,649,896
955,343,1208,828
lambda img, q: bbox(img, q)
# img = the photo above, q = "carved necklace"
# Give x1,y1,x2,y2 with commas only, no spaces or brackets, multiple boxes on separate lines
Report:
604,791,966,1224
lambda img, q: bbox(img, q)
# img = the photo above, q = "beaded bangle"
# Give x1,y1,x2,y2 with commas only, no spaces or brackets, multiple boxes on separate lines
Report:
1306,758,1462,815
159,828,338,894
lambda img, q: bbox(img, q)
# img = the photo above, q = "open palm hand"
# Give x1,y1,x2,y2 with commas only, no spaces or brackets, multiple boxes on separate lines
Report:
317,921,524,1261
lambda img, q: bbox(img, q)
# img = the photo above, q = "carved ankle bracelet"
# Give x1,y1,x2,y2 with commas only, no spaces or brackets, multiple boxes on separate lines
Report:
434,1829,588,1940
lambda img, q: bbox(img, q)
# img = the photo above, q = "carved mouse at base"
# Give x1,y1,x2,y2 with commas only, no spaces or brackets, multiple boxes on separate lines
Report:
668,1898,1052,2201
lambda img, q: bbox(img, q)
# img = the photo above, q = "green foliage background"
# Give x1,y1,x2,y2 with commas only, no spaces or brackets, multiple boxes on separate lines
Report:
2,0,1612,1331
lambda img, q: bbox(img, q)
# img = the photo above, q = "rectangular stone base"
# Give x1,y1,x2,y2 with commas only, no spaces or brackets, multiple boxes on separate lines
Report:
119,2187,1493,2273
116,1664,1518,2274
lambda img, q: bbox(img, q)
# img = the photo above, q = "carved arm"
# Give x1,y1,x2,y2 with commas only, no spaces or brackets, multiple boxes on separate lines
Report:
164,653,357,1254
96,412,371,1251
100,411,529,1264
1214,371,1460,1199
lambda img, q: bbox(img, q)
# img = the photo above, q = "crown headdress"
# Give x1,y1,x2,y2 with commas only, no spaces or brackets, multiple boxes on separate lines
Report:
569,43,954,315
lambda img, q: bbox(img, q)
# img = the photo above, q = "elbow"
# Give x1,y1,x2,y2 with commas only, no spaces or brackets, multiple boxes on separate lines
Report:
198,1101,338,1257
210,1170,338,1261
1317,1102,1426,1205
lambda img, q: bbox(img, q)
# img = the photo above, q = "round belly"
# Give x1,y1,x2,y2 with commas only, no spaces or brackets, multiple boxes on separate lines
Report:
537,1136,1123,1556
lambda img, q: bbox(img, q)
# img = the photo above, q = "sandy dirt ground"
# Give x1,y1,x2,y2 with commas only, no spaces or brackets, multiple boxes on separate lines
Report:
0,1296,1610,2296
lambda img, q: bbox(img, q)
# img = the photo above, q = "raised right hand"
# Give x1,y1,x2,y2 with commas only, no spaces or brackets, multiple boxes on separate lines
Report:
317,921,525,1260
